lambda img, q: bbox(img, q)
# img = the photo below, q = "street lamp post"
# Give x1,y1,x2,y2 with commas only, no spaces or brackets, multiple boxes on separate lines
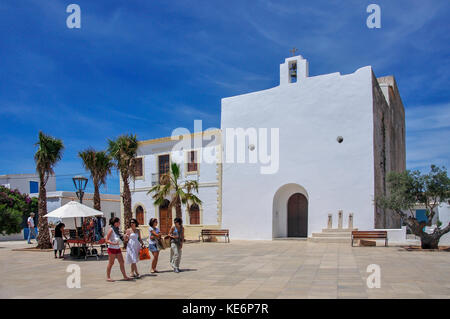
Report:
72,176,88,225
72,175,88,204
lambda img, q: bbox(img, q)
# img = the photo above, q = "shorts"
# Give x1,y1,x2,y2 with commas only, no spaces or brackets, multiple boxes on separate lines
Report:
149,243,159,252
107,248,121,255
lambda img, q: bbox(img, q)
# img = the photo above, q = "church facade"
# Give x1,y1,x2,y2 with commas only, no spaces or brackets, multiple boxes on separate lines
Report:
123,54,406,240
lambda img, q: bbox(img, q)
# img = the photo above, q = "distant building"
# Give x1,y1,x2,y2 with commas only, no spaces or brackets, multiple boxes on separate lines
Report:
30,191,121,230
0,173,56,194
0,188,120,241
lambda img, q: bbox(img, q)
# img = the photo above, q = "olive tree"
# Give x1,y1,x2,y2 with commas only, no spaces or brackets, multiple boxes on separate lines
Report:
377,165,450,249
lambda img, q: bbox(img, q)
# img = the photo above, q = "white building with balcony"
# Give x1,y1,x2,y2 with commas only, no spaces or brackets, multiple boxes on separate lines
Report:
126,130,222,239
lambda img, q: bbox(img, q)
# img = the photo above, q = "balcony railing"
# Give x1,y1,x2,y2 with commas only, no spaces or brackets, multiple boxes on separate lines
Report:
151,173,159,186
151,173,199,186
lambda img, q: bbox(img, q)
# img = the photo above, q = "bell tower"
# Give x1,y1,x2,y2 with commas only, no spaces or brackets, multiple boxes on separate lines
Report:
280,54,309,86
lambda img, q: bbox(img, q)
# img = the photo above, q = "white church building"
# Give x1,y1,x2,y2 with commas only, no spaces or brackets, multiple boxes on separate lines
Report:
124,54,406,241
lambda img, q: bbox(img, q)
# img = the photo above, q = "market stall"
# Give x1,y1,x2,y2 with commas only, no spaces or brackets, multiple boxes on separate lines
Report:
44,201,106,260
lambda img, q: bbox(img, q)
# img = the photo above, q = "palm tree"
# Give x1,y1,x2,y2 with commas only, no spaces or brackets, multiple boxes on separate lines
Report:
183,180,202,213
78,149,113,211
148,162,202,220
107,134,138,229
34,131,64,249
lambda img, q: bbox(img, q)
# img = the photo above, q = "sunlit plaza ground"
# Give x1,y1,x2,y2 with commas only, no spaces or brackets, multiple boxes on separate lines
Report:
0,240,449,299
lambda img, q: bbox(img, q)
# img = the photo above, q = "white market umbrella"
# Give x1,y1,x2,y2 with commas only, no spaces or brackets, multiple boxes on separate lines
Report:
44,201,103,218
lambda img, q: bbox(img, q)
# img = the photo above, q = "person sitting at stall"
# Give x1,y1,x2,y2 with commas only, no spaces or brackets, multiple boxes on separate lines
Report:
53,222,67,259
83,218,96,243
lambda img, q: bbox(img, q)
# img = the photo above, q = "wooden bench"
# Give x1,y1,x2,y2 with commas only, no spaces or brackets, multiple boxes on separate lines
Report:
351,231,388,247
199,229,230,243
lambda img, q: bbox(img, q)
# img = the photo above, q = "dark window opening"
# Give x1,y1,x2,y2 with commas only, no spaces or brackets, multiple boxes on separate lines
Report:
134,157,143,177
289,61,297,83
158,155,170,175
187,150,198,172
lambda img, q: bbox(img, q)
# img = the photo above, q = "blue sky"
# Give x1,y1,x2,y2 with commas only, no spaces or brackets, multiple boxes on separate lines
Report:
0,0,449,195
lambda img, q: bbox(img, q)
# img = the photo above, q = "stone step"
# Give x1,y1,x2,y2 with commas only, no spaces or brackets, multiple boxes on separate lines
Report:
273,237,307,241
308,237,352,243
321,228,357,233
311,232,352,238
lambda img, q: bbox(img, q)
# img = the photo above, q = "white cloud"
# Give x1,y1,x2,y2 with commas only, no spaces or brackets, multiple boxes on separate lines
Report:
405,103,450,171
406,103,450,132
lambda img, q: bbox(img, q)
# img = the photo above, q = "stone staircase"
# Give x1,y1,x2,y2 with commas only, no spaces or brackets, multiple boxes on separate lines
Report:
309,228,356,243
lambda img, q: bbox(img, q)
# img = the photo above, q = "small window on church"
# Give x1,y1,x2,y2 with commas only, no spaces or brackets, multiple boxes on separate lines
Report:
289,61,297,83
187,150,198,173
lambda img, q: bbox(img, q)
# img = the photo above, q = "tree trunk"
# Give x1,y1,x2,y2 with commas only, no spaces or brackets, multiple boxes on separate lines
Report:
420,236,439,249
176,196,182,219
404,218,443,250
419,231,442,249
37,174,51,249
121,172,132,229
93,181,101,211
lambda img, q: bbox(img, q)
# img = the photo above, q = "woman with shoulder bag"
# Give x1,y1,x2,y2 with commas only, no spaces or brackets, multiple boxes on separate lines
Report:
148,218,161,273
169,217,184,273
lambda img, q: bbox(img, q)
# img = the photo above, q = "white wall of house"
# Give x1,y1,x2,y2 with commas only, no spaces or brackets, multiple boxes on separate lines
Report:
221,55,378,240
0,174,56,195
434,202,450,245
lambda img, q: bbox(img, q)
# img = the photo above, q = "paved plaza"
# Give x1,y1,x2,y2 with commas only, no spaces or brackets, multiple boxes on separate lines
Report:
0,240,449,299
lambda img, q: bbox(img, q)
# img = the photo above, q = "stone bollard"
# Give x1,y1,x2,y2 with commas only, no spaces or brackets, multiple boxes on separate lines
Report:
327,214,333,229
338,210,343,229
348,213,354,230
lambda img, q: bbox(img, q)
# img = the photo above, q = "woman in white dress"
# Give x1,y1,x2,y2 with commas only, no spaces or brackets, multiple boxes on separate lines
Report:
124,218,144,278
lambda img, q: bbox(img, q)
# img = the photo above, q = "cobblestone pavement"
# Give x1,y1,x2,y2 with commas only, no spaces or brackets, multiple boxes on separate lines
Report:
0,240,449,299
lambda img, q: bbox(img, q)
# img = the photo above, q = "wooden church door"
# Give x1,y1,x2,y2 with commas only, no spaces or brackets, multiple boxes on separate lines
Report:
287,193,308,237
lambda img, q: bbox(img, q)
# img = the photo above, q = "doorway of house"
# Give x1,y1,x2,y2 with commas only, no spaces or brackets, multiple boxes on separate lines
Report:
159,199,171,234
135,206,145,226
287,193,308,237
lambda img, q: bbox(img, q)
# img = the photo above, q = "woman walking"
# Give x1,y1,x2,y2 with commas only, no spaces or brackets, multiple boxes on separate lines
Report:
169,217,184,273
53,222,67,259
148,218,161,273
125,218,144,278
105,217,131,282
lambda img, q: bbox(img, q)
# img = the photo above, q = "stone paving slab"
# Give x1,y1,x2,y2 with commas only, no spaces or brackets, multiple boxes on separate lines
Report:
0,240,449,299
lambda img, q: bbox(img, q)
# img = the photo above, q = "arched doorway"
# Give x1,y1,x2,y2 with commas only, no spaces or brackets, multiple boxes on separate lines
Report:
272,183,309,238
287,193,308,237
135,205,145,226
189,204,200,225
159,199,171,234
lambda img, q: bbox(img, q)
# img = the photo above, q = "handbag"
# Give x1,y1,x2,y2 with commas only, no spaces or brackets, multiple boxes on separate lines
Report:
139,247,151,260
158,236,171,250
156,238,164,250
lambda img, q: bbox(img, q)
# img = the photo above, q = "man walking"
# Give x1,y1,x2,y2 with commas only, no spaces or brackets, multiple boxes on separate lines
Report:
27,213,36,244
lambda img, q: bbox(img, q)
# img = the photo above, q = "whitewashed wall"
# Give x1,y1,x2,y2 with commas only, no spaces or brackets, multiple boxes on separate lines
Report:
221,56,377,239
0,174,56,194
